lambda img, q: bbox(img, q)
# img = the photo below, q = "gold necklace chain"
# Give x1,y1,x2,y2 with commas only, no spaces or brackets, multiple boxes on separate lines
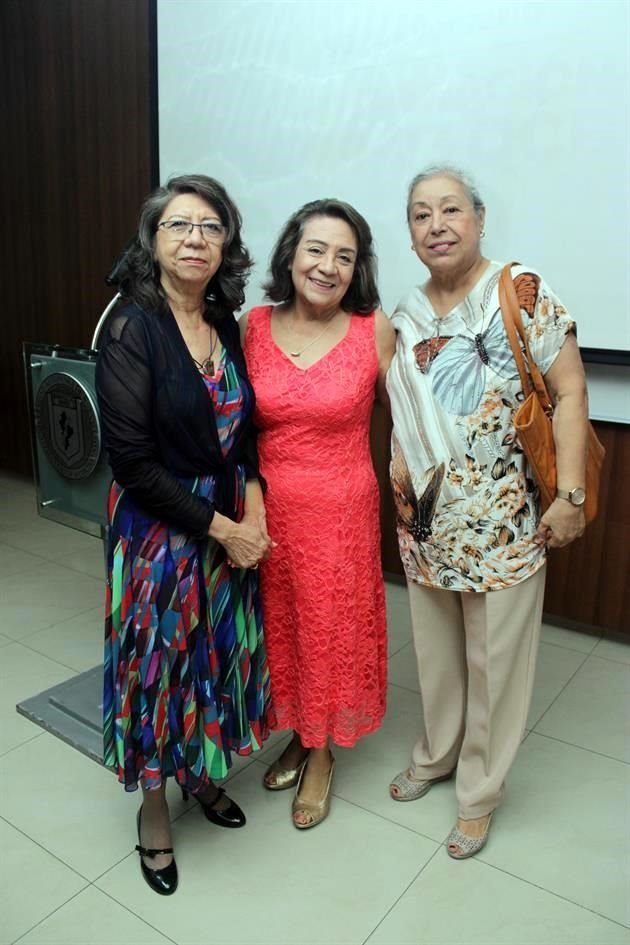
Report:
287,313,338,358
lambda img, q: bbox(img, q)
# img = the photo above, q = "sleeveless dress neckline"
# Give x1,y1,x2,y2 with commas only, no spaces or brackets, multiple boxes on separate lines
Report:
267,306,356,372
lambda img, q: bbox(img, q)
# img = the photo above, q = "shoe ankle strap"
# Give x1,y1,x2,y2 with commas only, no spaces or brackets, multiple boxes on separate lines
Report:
135,844,174,858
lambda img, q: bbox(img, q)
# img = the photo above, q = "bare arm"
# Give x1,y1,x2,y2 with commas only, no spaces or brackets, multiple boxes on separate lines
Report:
238,311,249,347
535,333,588,548
244,477,266,522
374,308,396,408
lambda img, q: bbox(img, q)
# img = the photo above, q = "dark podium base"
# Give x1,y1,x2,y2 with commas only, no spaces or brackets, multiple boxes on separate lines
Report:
17,666,104,765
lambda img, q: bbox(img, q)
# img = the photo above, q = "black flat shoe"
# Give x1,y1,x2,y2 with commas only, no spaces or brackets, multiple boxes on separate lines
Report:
183,786,246,828
135,807,178,896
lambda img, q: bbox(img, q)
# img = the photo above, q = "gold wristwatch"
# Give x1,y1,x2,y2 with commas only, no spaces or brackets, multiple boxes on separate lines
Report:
556,487,586,507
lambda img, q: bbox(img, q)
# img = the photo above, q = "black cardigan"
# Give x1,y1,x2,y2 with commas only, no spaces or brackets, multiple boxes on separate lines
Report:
95,300,261,538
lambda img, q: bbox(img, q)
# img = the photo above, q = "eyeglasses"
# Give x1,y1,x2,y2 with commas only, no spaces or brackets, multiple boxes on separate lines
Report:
157,219,226,243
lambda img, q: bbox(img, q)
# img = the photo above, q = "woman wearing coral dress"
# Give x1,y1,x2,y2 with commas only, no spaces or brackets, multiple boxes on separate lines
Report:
241,199,395,828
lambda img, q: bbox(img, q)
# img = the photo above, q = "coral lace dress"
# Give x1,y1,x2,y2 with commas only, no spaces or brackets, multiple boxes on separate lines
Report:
244,306,387,748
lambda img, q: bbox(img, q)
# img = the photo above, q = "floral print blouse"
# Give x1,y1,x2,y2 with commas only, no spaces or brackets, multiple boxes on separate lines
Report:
387,261,575,592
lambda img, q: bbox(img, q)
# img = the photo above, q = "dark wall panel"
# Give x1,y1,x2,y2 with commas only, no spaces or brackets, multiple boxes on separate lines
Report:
1,0,157,475
542,422,630,634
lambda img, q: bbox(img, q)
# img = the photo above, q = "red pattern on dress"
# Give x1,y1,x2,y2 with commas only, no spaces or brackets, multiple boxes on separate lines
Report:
244,306,387,748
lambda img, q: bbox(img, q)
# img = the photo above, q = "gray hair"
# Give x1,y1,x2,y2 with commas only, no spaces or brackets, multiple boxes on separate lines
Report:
406,164,485,221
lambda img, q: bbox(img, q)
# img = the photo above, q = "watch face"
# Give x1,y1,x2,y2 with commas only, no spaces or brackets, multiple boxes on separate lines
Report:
570,488,586,506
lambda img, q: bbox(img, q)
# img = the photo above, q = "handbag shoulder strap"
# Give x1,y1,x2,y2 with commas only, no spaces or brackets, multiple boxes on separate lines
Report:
498,263,554,414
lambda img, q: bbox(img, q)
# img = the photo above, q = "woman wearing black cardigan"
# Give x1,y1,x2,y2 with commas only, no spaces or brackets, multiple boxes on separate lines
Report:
96,175,275,896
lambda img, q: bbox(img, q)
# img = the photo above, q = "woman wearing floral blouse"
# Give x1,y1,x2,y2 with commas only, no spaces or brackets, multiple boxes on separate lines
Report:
387,165,589,858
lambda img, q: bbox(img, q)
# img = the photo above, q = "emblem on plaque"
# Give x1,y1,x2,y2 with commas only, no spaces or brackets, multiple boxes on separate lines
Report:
34,372,102,480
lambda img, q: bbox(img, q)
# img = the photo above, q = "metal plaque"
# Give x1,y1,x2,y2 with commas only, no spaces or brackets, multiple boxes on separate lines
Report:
34,372,102,480
23,344,111,535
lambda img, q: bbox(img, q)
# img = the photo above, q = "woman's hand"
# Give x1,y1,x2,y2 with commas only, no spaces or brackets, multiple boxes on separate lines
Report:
237,478,276,564
209,512,272,569
234,507,276,567
534,498,585,549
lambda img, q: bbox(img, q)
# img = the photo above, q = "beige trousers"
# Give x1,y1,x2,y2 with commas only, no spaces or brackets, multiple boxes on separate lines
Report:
406,564,546,819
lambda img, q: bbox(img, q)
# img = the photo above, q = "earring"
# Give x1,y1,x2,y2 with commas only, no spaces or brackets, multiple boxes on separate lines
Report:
480,229,486,238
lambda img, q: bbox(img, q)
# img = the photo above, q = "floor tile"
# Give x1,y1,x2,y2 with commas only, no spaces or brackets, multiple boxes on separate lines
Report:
480,734,630,927
0,643,76,756
541,622,600,654
0,472,35,495
24,607,104,673
527,642,586,729
0,733,188,882
1,516,98,561
18,885,173,945
388,641,420,692
331,684,456,844
0,542,46,579
368,851,630,945
0,560,102,641
55,540,106,581
0,817,87,945
385,581,413,656
534,655,630,762
97,758,437,945
1,474,629,945
0,483,39,529
592,636,630,665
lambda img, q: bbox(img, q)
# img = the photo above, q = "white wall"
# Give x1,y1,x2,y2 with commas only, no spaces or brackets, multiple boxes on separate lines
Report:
158,0,630,412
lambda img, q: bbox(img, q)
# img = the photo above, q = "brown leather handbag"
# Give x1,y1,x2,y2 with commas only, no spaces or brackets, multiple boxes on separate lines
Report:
498,263,605,524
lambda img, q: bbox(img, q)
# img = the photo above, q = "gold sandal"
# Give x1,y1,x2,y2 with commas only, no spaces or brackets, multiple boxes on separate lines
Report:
292,754,335,830
263,749,309,791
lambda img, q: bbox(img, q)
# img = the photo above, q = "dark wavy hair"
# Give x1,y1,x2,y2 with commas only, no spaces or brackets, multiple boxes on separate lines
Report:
263,199,379,314
110,174,253,316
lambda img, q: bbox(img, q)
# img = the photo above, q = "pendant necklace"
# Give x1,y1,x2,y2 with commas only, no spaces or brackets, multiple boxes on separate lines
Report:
288,312,337,358
192,328,219,375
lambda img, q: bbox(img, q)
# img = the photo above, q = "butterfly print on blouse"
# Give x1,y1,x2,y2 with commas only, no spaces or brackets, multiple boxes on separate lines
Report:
413,336,452,373
414,307,517,417
513,272,540,318
391,444,445,543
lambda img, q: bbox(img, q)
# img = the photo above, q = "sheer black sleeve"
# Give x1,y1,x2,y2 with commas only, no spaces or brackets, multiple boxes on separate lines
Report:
96,310,215,538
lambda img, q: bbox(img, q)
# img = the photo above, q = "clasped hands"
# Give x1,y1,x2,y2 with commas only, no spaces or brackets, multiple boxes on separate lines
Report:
209,509,276,570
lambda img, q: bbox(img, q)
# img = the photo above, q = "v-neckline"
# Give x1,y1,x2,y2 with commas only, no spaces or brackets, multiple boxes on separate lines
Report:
268,307,355,373
421,260,499,324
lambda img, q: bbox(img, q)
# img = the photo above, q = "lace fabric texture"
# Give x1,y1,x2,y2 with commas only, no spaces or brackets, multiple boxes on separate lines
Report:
244,306,387,748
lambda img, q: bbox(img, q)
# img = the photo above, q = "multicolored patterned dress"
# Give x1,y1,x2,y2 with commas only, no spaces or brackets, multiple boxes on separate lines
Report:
103,350,274,792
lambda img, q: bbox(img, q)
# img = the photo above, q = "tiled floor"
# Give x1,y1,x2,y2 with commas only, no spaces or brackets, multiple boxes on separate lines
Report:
1,471,629,945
